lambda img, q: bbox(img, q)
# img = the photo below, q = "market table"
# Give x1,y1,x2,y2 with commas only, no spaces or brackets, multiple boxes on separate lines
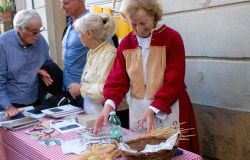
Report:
0,125,202,160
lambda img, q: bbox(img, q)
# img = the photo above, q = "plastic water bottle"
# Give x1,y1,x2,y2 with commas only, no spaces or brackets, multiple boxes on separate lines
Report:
109,111,122,144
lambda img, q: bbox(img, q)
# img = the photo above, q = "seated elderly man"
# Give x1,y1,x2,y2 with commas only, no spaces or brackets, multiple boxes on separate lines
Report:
0,10,59,118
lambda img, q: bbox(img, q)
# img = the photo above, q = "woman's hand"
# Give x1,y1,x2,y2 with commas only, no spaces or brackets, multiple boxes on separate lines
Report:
138,108,155,132
38,69,53,86
5,106,24,118
68,83,81,99
93,104,114,134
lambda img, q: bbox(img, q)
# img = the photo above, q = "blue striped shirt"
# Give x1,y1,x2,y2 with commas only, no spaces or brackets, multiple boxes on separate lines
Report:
0,29,51,109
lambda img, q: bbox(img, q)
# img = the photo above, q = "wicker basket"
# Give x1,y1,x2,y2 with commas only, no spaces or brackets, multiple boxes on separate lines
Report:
121,136,177,160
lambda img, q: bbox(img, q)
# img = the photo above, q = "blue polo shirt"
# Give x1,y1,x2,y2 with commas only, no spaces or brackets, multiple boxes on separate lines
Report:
0,29,52,109
62,12,90,90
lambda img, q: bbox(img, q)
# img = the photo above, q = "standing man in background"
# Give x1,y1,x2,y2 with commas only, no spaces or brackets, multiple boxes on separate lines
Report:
60,0,89,107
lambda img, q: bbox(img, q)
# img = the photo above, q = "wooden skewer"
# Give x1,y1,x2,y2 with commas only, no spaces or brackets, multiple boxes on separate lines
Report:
180,128,195,132
180,130,189,134
180,122,186,125
138,125,196,143
181,134,196,138
180,138,189,141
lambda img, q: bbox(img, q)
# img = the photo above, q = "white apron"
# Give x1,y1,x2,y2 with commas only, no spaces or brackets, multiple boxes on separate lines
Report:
129,96,179,133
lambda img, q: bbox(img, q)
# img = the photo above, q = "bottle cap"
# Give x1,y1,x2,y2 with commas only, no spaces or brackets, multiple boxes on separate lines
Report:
109,111,116,116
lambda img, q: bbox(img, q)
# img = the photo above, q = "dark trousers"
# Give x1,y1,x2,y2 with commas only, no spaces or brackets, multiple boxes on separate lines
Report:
38,61,83,108
38,61,63,101
63,91,83,108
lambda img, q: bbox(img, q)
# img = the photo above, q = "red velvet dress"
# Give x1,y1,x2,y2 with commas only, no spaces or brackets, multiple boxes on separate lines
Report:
104,24,200,154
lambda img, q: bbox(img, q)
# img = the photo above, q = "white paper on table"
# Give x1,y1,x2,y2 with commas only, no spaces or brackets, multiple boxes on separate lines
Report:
82,132,109,140
61,139,88,155
42,104,82,115
50,119,85,134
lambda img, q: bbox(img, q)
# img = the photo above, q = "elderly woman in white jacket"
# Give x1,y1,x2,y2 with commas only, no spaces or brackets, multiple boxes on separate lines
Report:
68,12,129,128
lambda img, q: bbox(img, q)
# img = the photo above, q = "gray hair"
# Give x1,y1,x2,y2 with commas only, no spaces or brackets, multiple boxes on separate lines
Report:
13,9,42,30
74,12,116,42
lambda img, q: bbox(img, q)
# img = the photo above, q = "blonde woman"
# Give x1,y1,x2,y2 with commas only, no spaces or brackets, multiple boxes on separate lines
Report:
69,12,128,128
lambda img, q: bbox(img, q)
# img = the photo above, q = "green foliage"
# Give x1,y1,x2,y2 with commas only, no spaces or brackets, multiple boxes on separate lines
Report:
0,6,3,13
0,1,12,13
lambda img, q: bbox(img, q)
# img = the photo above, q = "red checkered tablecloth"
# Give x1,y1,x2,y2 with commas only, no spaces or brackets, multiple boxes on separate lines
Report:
0,126,202,160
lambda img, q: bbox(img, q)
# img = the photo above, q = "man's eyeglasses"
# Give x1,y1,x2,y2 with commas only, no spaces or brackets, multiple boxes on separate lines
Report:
25,25,45,35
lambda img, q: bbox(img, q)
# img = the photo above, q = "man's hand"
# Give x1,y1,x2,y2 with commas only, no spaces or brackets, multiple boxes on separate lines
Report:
38,69,53,86
93,104,114,134
138,108,155,132
68,83,80,99
4,106,24,118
